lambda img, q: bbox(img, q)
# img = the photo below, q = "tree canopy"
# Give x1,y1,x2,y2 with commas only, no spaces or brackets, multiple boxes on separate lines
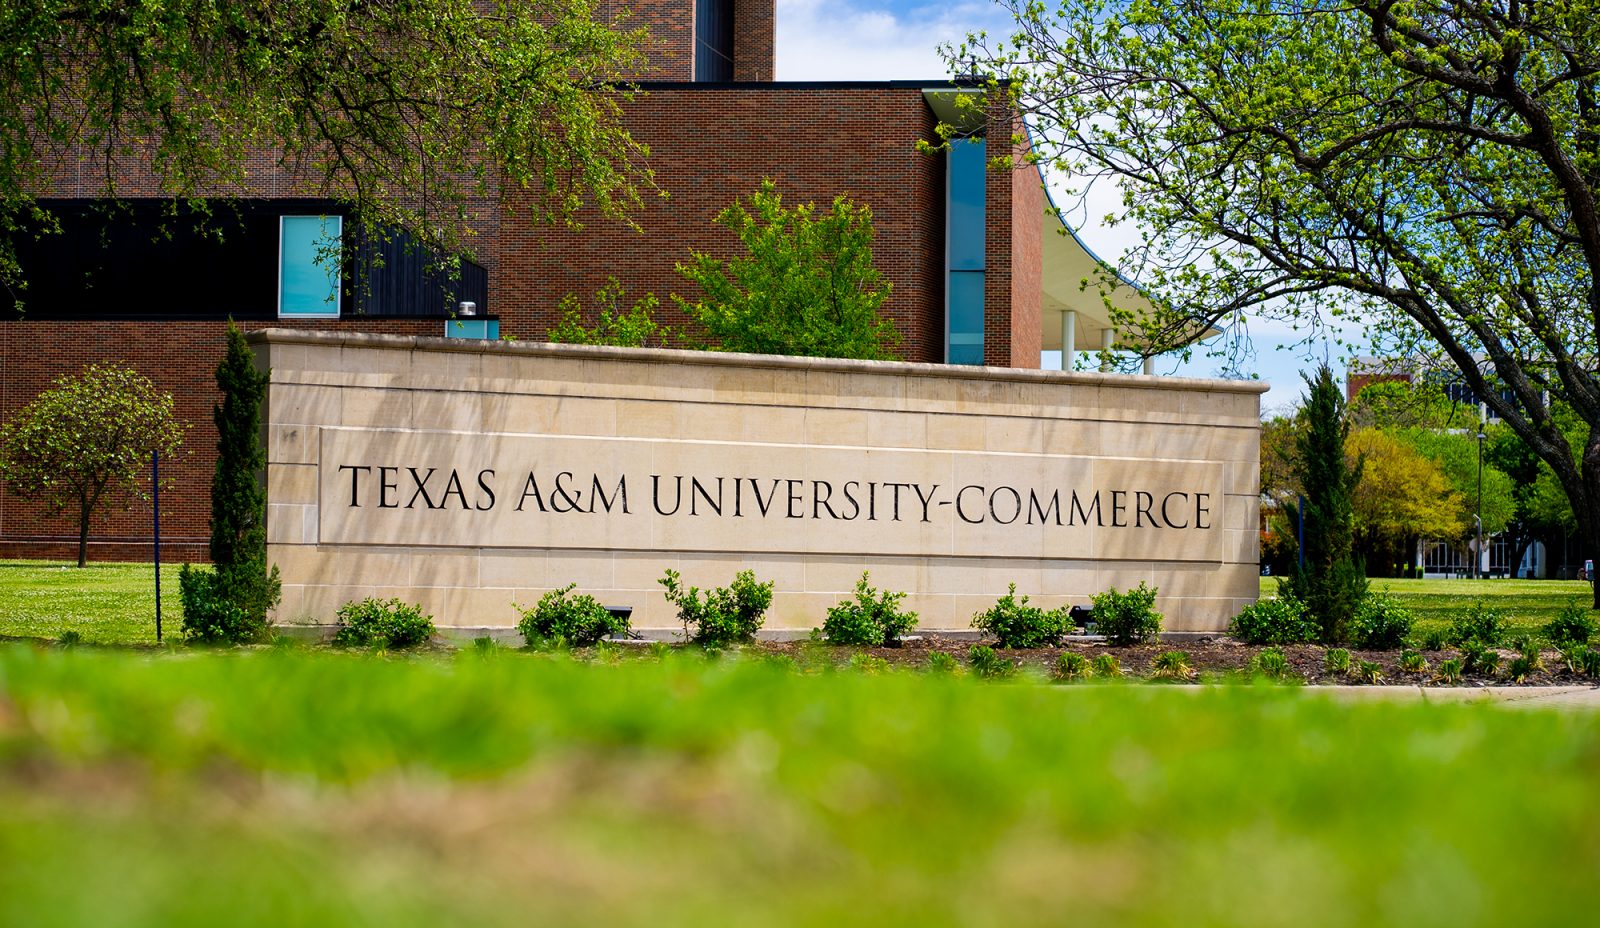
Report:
958,0,1600,600
674,180,900,361
1,0,654,307
0,364,185,566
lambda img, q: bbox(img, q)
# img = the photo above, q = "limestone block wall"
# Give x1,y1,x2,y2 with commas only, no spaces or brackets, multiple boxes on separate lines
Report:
256,330,1265,633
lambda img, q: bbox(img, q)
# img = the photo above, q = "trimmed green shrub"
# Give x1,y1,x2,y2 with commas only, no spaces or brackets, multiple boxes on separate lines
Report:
822,572,918,646
1350,594,1414,650
516,584,630,647
331,598,435,649
1228,596,1317,645
1448,602,1509,649
1543,600,1599,648
1092,582,1163,646
659,568,773,646
971,584,1070,649
179,564,269,644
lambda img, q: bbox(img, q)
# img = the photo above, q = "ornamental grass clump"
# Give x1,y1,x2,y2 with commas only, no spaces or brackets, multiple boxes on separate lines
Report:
1228,596,1317,645
822,572,918,646
971,584,1070,648
1249,646,1293,680
331,598,435,649
1091,582,1163,646
1324,647,1352,676
1151,650,1196,681
515,584,630,647
1053,651,1091,682
660,568,773,646
1091,654,1124,678
968,644,1016,679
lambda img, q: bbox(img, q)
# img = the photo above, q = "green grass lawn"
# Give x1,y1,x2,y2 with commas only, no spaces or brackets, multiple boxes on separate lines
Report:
0,560,182,645
1,644,1597,926
1260,575,1596,638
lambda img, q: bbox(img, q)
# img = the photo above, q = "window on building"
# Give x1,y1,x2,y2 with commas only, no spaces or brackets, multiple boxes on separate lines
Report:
946,137,986,365
278,215,343,317
695,0,734,81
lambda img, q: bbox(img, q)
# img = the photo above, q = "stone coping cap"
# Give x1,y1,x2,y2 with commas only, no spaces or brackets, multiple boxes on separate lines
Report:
247,328,1270,396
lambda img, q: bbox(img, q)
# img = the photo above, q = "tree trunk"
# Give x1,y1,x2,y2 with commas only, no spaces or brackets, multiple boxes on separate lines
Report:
76,503,89,569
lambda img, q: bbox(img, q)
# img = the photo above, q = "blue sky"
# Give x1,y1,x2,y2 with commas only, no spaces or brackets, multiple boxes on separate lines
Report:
775,0,1345,414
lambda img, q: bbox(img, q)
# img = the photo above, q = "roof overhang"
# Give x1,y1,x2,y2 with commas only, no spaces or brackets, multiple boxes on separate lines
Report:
1038,191,1220,352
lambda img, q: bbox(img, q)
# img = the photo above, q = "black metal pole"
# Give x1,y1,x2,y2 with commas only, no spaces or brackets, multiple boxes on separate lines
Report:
153,450,162,644
1476,428,1485,581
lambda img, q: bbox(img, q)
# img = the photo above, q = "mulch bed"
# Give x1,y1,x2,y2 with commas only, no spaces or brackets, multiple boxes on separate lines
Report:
751,635,1588,687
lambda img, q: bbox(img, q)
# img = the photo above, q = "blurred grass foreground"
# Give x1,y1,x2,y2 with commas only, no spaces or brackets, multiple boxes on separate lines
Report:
2,644,1599,926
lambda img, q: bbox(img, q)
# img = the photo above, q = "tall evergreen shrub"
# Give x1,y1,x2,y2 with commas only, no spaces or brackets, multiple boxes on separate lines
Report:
1285,364,1367,644
180,322,280,642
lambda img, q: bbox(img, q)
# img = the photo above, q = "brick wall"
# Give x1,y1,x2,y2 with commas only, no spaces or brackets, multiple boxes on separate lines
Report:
0,319,437,562
493,85,949,363
732,0,775,81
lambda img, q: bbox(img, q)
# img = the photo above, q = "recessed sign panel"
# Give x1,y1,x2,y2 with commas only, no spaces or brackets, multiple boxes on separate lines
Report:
317,428,1225,562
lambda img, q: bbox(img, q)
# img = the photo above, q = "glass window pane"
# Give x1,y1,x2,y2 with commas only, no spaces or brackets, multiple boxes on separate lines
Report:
948,270,984,365
279,215,342,317
947,138,986,271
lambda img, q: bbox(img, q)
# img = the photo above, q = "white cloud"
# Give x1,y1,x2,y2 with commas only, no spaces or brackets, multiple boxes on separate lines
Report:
776,0,1012,81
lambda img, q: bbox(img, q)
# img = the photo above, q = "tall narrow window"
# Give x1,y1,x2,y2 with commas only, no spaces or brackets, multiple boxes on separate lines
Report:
945,137,986,364
278,215,343,317
695,0,734,81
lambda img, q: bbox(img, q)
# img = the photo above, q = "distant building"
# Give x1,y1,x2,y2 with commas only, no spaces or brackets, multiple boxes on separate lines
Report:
1,0,1165,561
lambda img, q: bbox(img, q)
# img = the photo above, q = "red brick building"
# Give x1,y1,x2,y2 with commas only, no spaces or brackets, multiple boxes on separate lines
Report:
1,0,1138,561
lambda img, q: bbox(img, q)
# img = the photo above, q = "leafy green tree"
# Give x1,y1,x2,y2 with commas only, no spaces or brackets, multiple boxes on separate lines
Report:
674,180,900,360
180,322,279,642
1346,428,1463,575
2,0,652,308
1284,366,1366,643
957,0,1600,604
0,364,185,567
548,278,673,348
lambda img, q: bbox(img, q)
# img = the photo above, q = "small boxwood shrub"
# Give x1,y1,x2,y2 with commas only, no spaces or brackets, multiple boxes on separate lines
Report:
1351,594,1414,649
660,568,773,646
1228,596,1316,645
1447,602,1509,649
971,584,1070,648
515,583,630,647
822,572,919,646
1092,582,1163,646
331,597,435,649
1543,600,1599,648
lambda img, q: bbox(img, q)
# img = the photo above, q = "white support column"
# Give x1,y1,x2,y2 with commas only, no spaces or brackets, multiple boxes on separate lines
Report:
1142,354,1155,375
1060,309,1077,372
1100,326,1115,372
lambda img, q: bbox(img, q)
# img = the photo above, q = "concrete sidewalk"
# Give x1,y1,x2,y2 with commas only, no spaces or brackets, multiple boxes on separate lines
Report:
1308,684,1600,709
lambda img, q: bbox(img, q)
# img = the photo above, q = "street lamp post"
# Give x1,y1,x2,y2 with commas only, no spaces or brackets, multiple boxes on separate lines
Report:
1476,425,1487,580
